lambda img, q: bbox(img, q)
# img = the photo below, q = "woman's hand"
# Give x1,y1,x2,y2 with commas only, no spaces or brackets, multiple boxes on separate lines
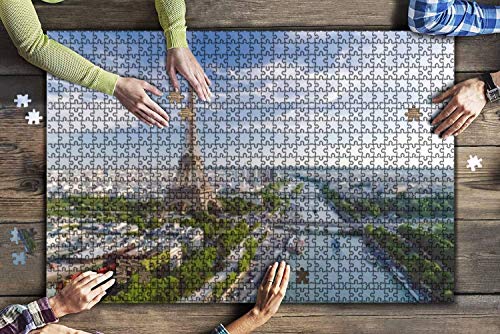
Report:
48,271,115,318
166,47,212,102
114,77,170,128
431,77,487,139
31,324,92,334
225,261,290,334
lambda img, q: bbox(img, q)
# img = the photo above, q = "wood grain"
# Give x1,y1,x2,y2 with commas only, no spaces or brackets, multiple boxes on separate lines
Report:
0,223,45,296
456,147,500,220
0,2,499,330
0,296,498,334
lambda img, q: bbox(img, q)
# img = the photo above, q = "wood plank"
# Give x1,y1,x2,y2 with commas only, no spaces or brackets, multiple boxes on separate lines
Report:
0,29,43,76
456,147,500,220
0,296,499,334
0,76,46,223
0,223,45,296
0,219,498,295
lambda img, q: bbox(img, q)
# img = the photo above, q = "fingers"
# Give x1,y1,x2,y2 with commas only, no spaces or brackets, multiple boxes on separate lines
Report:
432,86,456,104
280,265,290,293
185,72,207,102
89,277,116,300
133,109,155,127
83,271,114,289
431,98,457,126
433,107,462,137
441,114,471,139
87,290,107,310
76,272,99,288
272,261,286,291
143,81,163,97
455,114,476,136
195,71,211,102
261,262,278,288
203,72,212,87
141,95,169,126
168,68,180,92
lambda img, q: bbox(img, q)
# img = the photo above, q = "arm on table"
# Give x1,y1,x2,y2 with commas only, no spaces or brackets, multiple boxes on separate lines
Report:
0,297,58,334
408,0,500,36
0,0,118,95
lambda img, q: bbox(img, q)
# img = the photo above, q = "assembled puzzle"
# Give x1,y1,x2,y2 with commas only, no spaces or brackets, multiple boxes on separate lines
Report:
46,31,455,303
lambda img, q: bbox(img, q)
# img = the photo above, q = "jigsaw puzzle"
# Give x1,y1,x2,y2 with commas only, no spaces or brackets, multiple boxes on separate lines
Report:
46,31,455,303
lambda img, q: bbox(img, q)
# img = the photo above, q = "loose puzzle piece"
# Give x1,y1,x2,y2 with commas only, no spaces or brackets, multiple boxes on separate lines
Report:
466,155,483,172
12,252,26,266
10,227,20,244
14,94,32,108
45,31,455,304
25,109,43,125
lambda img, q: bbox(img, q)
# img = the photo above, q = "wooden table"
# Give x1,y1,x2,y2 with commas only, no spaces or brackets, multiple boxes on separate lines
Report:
1,1,499,333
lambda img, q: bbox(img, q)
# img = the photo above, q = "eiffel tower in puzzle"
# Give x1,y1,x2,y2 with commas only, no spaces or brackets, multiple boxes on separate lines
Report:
168,88,219,212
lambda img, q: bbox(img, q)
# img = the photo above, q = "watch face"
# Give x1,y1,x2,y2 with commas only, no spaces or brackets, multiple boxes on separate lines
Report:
486,88,500,102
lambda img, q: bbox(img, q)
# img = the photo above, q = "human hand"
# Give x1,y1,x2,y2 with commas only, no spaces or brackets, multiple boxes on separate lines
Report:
48,271,115,318
30,324,92,334
166,47,212,102
431,77,487,139
114,77,169,128
225,261,290,334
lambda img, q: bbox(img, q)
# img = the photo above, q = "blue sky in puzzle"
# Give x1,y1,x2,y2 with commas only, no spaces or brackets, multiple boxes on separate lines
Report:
47,31,454,169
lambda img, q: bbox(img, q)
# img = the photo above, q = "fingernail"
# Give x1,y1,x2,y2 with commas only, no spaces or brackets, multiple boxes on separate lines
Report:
207,96,212,103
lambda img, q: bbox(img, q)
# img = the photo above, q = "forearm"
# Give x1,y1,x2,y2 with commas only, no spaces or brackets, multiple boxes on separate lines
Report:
0,298,58,334
408,0,500,36
155,0,188,49
224,309,264,334
0,0,118,95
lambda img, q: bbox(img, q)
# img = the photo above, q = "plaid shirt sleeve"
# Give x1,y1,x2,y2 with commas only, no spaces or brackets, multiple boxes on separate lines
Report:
408,0,500,36
0,297,58,334
211,324,230,334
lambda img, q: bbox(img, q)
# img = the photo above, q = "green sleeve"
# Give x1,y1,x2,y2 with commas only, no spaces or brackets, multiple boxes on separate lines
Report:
155,0,188,49
0,0,118,95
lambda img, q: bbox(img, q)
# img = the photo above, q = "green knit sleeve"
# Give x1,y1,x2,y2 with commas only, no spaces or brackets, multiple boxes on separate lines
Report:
0,0,118,95
155,0,188,49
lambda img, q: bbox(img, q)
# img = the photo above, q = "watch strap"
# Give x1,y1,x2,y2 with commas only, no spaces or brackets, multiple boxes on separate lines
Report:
481,73,497,90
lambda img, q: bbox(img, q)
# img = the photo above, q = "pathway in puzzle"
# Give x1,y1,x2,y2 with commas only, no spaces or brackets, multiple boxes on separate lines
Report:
46,31,455,303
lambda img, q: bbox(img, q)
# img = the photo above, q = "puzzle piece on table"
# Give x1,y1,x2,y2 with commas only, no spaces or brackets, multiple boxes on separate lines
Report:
10,227,20,244
466,155,483,172
25,109,43,125
14,94,32,108
45,30,455,304
12,252,26,266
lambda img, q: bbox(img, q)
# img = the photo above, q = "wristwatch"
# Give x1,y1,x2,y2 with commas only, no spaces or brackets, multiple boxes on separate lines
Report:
480,73,500,103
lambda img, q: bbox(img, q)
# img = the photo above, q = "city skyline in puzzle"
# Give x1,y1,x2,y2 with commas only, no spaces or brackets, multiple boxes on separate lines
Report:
46,31,455,303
